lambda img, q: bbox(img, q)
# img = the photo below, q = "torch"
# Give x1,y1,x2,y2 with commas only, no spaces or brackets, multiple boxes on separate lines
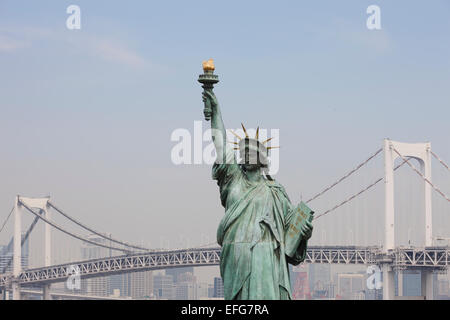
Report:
198,59,219,121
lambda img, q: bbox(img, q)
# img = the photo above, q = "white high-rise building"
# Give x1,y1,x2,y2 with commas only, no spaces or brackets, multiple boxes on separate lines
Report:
130,271,153,299
175,272,197,299
80,234,110,297
197,282,209,300
0,234,29,273
153,274,175,300
336,273,365,300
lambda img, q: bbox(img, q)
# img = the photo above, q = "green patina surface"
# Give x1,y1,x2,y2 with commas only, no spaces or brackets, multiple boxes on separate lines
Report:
213,148,312,300
199,63,313,300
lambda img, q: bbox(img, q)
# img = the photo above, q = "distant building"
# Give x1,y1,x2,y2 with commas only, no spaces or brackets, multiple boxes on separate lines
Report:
175,272,197,300
153,274,175,299
207,284,215,298
288,264,295,290
336,273,365,300
80,234,110,297
131,271,153,299
109,271,153,299
365,287,382,300
395,271,421,297
166,267,194,283
213,277,224,298
436,278,449,300
176,281,196,300
352,291,366,300
324,282,335,300
197,282,209,300
0,234,29,273
292,271,310,300
291,264,310,300
309,264,331,299
109,274,129,297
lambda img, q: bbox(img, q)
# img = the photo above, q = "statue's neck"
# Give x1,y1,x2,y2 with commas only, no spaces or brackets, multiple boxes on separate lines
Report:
244,168,263,183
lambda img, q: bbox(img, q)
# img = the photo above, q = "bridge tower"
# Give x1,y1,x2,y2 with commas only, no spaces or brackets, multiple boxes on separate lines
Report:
383,139,433,300
12,196,52,300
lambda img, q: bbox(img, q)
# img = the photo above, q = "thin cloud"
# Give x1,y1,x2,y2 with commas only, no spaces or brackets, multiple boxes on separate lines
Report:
0,25,150,67
332,18,392,54
90,39,148,68
310,18,392,55
0,34,30,52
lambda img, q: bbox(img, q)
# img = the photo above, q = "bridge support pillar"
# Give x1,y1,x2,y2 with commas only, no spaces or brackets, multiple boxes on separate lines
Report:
384,140,395,251
382,265,395,300
397,271,403,297
44,206,51,300
12,281,20,300
421,271,433,300
13,196,21,300
383,139,433,249
43,284,51,300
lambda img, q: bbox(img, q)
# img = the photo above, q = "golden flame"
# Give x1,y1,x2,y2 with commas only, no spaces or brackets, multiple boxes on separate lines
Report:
202,59,215,71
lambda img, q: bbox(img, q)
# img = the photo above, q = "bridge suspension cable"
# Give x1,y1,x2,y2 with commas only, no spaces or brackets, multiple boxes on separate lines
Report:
314,158,409,220
18,200,133,253
393,148,450,202
1,209,41,274
47,201,149,251
305,148,383,204
178,241,219,251
0,206,14,235
195,242,219,248
431,150,450,172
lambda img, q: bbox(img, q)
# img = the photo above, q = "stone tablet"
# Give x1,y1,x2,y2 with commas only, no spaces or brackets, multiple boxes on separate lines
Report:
284,201,314,258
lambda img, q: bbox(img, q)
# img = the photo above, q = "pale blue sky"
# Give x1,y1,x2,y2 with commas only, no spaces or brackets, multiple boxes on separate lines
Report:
0,1,449,276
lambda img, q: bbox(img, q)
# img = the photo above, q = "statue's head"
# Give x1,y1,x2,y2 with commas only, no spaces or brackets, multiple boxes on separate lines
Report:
238,138,269,171
230,124,277,173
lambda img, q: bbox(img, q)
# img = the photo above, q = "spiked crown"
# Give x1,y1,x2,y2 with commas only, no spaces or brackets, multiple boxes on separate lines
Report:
229,123,278,167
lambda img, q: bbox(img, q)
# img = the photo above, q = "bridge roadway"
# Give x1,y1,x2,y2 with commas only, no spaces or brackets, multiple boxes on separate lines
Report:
1,246,449,288
4,288,132,300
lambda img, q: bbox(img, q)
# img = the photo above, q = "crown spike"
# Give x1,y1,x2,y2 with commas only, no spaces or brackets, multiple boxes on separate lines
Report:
228,141,239,145
241,123,249,138
255,127,259,140
267,146,280,150
262,137,273,145
229,129,242,140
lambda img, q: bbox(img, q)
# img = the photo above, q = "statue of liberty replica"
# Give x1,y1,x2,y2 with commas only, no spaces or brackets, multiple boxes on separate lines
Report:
199,60,314,300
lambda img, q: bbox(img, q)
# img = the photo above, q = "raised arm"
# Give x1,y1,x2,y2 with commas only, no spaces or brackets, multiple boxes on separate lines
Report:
203,90,227,163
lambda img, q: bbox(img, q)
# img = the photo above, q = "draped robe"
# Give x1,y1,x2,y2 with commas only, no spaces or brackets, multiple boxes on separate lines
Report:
213,149,308,300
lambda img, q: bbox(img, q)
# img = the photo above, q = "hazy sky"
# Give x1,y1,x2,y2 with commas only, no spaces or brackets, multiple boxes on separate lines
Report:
0,1,449,282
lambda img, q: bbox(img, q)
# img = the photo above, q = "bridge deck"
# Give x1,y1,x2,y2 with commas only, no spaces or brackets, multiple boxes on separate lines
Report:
1,246,449,288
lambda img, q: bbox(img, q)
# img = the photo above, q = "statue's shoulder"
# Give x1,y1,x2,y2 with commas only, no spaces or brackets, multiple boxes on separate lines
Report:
265,177,282,187
265,179,290,199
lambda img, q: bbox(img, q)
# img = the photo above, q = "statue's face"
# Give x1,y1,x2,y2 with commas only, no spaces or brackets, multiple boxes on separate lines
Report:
240,150,266,171
242,163,261,172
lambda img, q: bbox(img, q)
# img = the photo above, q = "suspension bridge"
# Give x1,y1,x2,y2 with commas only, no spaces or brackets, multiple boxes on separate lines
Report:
0,139,449,300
